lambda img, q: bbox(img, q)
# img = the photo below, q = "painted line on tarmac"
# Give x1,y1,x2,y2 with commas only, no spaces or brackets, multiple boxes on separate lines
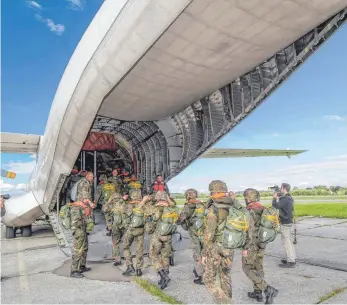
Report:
16,239,30,300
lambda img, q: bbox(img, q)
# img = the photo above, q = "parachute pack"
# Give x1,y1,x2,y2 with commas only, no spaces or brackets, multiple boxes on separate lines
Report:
102,183,116,201
60,204,72,230
70,178,83,202
191,204,205,233
258,207,279,243
130,207,145,228
158,206,179,236
213,202,249,250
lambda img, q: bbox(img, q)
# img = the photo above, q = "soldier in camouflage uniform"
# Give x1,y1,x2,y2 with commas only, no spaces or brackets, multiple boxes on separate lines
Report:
178,188,205,284
122,180,151,277
202,180,241,304
150,191,178,290
110,168,127,195
70,171,96,278
104,190,129,266
242,188,278,304
95,174,107,209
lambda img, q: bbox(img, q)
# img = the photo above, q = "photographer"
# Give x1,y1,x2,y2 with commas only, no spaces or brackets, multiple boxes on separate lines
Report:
272,183,296,268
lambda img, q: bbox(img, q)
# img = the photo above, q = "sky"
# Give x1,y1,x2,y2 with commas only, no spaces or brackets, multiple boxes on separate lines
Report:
1,1,347,194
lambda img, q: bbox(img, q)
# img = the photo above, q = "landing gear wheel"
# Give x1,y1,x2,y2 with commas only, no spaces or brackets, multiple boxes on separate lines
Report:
22,225,32,237
5,226,15,239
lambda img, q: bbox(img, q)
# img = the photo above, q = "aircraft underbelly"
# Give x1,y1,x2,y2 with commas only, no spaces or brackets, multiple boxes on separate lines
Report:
7,1,345,228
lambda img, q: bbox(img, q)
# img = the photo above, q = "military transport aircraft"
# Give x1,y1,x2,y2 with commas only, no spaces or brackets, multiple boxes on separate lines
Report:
1,0,346,244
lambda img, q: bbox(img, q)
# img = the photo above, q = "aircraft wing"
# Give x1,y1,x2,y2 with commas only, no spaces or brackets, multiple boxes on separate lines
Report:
0,132,41,154
200,148,307,159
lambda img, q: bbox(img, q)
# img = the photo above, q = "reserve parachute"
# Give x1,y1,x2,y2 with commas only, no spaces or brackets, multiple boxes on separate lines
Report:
130,207,145,228
258,207,279,243
60,204,72,229
102,183,116,201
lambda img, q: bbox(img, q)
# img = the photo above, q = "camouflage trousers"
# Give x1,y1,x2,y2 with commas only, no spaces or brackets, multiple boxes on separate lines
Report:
202,243,233,304
71,227,88,272
105,212,113,231
189,229,204,276
123,228,144,269
150,232,172,272
112,227,125,261
242,246,267,291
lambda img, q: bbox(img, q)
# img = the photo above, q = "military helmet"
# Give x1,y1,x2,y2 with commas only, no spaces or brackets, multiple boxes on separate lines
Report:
155,191,169,202
243,188,260,202
209,180,227,193
129,188,142,201
99,174,107,181
184,188,198,200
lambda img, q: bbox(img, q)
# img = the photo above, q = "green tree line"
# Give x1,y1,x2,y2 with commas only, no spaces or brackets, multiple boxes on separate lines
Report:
171,185,347,199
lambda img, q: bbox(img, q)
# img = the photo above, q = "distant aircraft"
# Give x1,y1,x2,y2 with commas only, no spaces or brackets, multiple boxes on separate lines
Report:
1,0,344,244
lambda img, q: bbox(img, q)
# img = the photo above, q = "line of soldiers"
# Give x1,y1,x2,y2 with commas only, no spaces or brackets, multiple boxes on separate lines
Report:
69,173,279,304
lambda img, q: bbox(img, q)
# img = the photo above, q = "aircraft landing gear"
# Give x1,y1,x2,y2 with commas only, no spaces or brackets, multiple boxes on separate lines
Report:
5,226,15,239
5,225,32,239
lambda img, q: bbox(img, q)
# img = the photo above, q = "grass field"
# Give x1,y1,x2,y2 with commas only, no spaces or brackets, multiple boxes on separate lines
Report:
174,199,347,219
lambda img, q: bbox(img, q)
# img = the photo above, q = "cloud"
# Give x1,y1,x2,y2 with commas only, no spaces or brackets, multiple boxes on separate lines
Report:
169,158,347,192
270,133,280,137
323,115,345,121
5,160,36,174
66,0,84,10
0,179,16,192
35,14,65,35
26,0,42,10
326,154,347,160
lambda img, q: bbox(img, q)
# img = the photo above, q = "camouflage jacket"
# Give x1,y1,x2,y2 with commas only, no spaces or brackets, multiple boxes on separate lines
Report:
244,202,264,250
109,176,124,194
104,192,131,227
179,200,204,230
95,183,104,204
76,178,92,202
70,206,86,231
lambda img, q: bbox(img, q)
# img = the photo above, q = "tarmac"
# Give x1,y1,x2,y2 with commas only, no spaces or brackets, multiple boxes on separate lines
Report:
1,214,347,304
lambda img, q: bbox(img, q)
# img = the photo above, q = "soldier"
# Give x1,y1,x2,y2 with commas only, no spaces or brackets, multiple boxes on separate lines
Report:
98,176,117,236
178,188,205,284
104,190,129,266
202,180,244,304
70,171,96,278
109,168,124,194
95,174,107,210
122,180,150,277
150,191,178,290
61,166,80,206
149,174,170,197
242,188,278,304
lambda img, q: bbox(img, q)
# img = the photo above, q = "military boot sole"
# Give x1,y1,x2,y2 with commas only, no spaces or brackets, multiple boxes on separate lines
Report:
160,278,170,290
247,292,263,302
70,272,84,278
265,288,279,304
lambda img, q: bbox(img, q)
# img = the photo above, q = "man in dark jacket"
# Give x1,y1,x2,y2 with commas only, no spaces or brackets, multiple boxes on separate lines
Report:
272,183,296,268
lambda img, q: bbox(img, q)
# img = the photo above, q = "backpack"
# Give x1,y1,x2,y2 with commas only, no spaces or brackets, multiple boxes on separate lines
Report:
113,205,125,229
191,204,205,233
70,178,83,202
213,202,248,250
158,206,179,236
60,204,71,229
102,183,115,201
130,207,145,228
258,207,279,243
86,215,95,233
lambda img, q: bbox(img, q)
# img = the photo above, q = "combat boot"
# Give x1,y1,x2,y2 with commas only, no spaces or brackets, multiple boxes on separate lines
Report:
158,269,170,290
169,256,174,266
158,269,169,285
264,286,278,304
113,260,122,266
136,269,142,277
70,271,84,278
193,276,204,285
122,265,135,276
80,266,91,273
247,290,263,302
